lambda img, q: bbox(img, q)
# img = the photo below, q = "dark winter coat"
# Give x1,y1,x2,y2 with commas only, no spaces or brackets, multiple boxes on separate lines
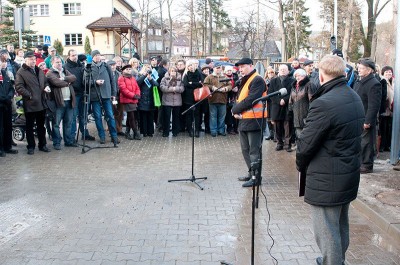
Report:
268,75,294,121
46,68,77,108
289,76,314,128
15,63,47,112
64,59,85,95
231,69,267,132
0,69,14,108
296,76,365,206
353,73,382,127
182,70,203,105
118,74,141,105
136,74,158,111
160,72,184,106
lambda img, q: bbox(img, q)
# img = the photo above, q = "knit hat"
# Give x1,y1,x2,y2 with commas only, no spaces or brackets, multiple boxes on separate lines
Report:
91,50,101,57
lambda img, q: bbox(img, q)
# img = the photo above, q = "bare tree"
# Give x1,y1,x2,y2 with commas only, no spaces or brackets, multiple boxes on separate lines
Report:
277,0,287,61
362,0,391,58
135,0,158,59
166,0,174,58
342,0,354,60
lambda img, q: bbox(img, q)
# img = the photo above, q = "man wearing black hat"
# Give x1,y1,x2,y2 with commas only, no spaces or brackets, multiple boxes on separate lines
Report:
15,51,51,154
232,58,267,187
303,59,320,89
353,58,382,173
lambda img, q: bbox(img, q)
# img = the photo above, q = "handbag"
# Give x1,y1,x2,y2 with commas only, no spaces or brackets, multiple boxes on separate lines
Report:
193,85,211,102
153,86,161,107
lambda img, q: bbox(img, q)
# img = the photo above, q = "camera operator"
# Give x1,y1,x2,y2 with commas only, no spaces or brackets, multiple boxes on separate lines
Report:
85,50,119,145
64,49,96,142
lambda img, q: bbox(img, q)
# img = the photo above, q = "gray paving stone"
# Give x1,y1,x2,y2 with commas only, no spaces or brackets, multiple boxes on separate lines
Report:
0,132,399,265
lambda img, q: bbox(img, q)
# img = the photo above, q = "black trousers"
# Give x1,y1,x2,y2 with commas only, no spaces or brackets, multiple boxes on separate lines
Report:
379,116,392,150
183,103,201,133
139,110,154,136
361,126,376,169
25,109,47,149
274,120,291,147
126,111,138,131
0,104,13,151
239,130,263,170
162,105,180,136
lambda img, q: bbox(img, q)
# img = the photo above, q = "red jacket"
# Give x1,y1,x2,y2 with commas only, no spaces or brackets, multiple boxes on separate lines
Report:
118,75,141,104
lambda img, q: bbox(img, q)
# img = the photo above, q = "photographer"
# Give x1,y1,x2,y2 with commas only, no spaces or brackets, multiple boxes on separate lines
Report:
136,64,159,137
85,50,119,145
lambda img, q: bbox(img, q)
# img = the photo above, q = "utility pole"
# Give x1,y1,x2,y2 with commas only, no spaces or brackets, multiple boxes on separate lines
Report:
391,0,400,164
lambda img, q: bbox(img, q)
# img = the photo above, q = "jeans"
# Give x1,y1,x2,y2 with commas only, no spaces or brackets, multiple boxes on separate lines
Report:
91,98,117,140
71,94,90,139
52,100,74,146
209,103,226,134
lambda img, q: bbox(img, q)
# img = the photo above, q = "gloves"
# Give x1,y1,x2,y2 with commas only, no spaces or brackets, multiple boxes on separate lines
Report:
133,94,141,99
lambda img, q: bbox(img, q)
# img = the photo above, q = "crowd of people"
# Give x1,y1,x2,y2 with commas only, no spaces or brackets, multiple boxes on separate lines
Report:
0,44,397,174
0,42,399,264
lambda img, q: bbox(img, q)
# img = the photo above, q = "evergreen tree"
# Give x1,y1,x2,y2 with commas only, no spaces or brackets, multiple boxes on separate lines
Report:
283,0,311,58
84,36,92,55
0,0,35,48
53,39,63,56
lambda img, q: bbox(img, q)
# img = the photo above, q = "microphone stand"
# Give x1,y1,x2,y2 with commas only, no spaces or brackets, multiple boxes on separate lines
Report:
168,86,222,190
250,99,267,265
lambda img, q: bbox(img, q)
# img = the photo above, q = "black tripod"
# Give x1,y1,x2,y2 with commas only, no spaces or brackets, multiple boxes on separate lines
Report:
78,66,117,154
167,88,223,190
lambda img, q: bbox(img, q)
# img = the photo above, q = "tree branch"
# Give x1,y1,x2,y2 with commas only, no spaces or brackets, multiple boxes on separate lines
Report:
375,0,391,18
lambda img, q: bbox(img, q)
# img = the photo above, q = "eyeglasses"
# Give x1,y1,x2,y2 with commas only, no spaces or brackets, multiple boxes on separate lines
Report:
268,72,275,74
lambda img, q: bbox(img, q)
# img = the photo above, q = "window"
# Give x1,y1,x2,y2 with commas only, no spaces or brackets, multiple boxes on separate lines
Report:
65,33,82,46
31,35,44,46
29,4,49,16
148,41,162,51
63,3,81,15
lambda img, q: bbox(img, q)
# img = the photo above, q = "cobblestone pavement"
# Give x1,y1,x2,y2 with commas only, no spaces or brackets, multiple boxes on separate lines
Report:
0,130,399,265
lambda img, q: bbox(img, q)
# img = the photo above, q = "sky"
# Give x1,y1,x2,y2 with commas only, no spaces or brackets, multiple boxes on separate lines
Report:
127,0,394,33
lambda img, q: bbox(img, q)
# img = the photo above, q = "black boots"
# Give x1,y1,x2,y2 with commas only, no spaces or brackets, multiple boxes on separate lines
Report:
133,130,142,140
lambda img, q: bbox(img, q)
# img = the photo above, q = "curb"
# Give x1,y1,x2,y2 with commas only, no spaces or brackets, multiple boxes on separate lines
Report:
352,198,400,247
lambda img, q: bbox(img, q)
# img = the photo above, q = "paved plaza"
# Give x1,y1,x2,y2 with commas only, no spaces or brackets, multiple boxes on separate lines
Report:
0,130,399,265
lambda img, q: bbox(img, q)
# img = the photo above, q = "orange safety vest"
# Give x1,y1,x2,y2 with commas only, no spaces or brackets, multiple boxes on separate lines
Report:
237,72,267,119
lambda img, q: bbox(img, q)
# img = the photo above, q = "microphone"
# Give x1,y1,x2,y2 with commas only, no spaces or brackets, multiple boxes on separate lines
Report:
252,88,287,105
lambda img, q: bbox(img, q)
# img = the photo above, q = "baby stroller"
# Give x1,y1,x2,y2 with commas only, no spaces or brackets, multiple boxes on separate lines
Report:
12,96,37,141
